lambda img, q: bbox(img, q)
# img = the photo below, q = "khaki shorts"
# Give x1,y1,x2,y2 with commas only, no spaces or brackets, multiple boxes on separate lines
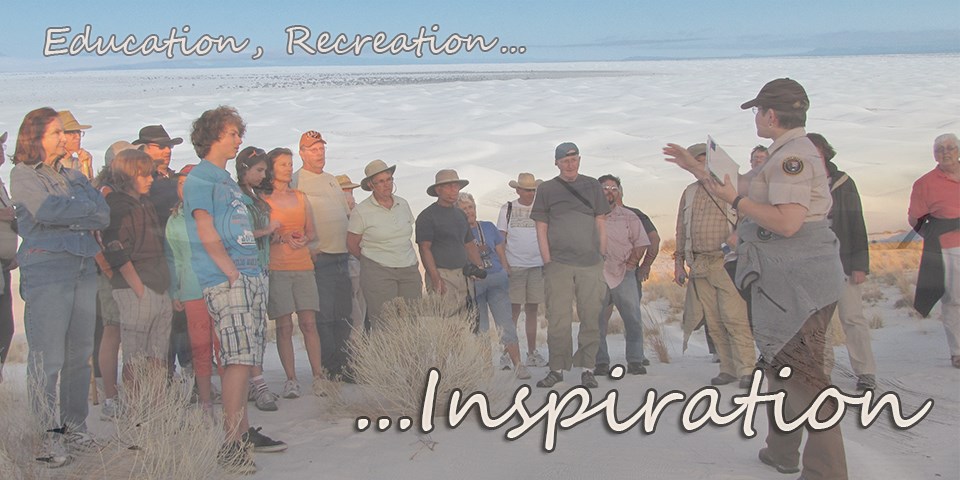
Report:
113,287,172,363
268,270,320,319
508,266,544,304
98,273,120,327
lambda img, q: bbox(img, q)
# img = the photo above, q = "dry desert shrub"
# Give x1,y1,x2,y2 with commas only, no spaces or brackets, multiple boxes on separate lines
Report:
0,373,57,480
869,314,884,329
642,277,685,314
74,360,225,480
870,242,921,277
330,296,513,419
641,304,671,364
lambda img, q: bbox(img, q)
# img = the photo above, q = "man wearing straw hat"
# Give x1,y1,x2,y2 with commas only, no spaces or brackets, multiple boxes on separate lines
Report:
497,173,548,368
416,169,484,315
531,142,610,389
57,110,94,180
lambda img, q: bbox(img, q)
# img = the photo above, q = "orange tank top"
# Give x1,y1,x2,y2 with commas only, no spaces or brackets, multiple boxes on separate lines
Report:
265,190,314,271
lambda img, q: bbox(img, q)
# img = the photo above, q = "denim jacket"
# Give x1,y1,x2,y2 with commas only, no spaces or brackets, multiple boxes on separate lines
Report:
11,161,110,265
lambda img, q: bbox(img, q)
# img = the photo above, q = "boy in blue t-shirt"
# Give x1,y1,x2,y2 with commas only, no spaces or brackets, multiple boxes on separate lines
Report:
182,106,285,473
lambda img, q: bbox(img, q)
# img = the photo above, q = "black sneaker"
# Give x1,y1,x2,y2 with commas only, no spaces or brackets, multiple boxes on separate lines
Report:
536,371,563,388
593,363,610,376
627,363,647,375
710,373,737,386
218,441,257,475
856,374,876,391
581,371,599,388
758,447,800,474
242,427,288,453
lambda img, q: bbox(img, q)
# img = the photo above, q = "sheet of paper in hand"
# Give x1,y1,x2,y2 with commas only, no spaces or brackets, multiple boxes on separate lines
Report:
706,136,741,186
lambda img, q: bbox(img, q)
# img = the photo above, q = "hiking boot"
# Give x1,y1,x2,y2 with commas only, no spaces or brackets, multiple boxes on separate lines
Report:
627,363,647,375
710,373,737,386
536,371,563,388
281,379,301,399
525,350,548,367
593,363,610,376
856,374,876,391
251,388,279,412
218,441,257,475
35,432,70,468
243,426,288,453
515,364,531,380
739,375,754,389
499,352,513,371
100,397,119,422
758,447,800,474
641,357,651,366
581,371,599,388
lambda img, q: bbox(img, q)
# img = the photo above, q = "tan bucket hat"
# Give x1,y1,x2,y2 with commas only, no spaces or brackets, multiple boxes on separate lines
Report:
360,159,397,191
336,174,360,190
57,110,91,131
426,169,469,197
508,172,542,190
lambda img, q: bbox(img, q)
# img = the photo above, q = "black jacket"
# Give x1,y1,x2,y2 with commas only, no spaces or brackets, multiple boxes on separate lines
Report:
826,160,869,275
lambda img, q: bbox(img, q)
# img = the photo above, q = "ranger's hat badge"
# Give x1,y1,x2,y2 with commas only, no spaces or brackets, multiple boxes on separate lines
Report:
782,157,804,175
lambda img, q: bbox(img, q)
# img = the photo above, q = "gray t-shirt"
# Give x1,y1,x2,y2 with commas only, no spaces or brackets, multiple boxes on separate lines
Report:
530,174,610,266
415,202,474,269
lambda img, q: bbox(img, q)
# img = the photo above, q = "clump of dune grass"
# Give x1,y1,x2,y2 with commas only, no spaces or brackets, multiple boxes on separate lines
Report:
74,359,225,480
641,304,671,364
869,314,884,330
325,296,513,420
0,371,58,480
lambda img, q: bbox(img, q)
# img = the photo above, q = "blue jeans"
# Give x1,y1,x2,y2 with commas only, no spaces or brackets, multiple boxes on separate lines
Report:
314,253,353,377
474,270,517,345
20,252,98,430
597,273,645,365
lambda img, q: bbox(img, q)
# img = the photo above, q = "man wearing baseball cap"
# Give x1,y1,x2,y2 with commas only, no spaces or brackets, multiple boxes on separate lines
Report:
531,142,610,389
291,130,354,381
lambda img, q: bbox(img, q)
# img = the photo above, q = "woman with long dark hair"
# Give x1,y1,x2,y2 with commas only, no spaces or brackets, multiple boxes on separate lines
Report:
11,107,110,466
234,146,281,411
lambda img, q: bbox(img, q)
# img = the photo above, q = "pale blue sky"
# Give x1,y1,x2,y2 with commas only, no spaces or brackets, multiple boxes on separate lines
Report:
1,0,957,70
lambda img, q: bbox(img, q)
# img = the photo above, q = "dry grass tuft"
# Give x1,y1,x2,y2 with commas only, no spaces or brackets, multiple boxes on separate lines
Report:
641,304,671,364
328,296,513,419
0,373,55,480
73,360,225,479
869,314,884,330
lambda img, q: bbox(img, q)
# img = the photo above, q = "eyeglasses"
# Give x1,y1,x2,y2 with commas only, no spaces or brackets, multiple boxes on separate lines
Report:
148,143,172,150
602,185,619,191
65,130,84,137
372,176,394,186
519,188,536,192
935,145,958,154
751,107,759,114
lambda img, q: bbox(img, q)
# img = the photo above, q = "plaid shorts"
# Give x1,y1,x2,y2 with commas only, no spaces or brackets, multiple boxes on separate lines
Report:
203,274,267,367
113,286,173,363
